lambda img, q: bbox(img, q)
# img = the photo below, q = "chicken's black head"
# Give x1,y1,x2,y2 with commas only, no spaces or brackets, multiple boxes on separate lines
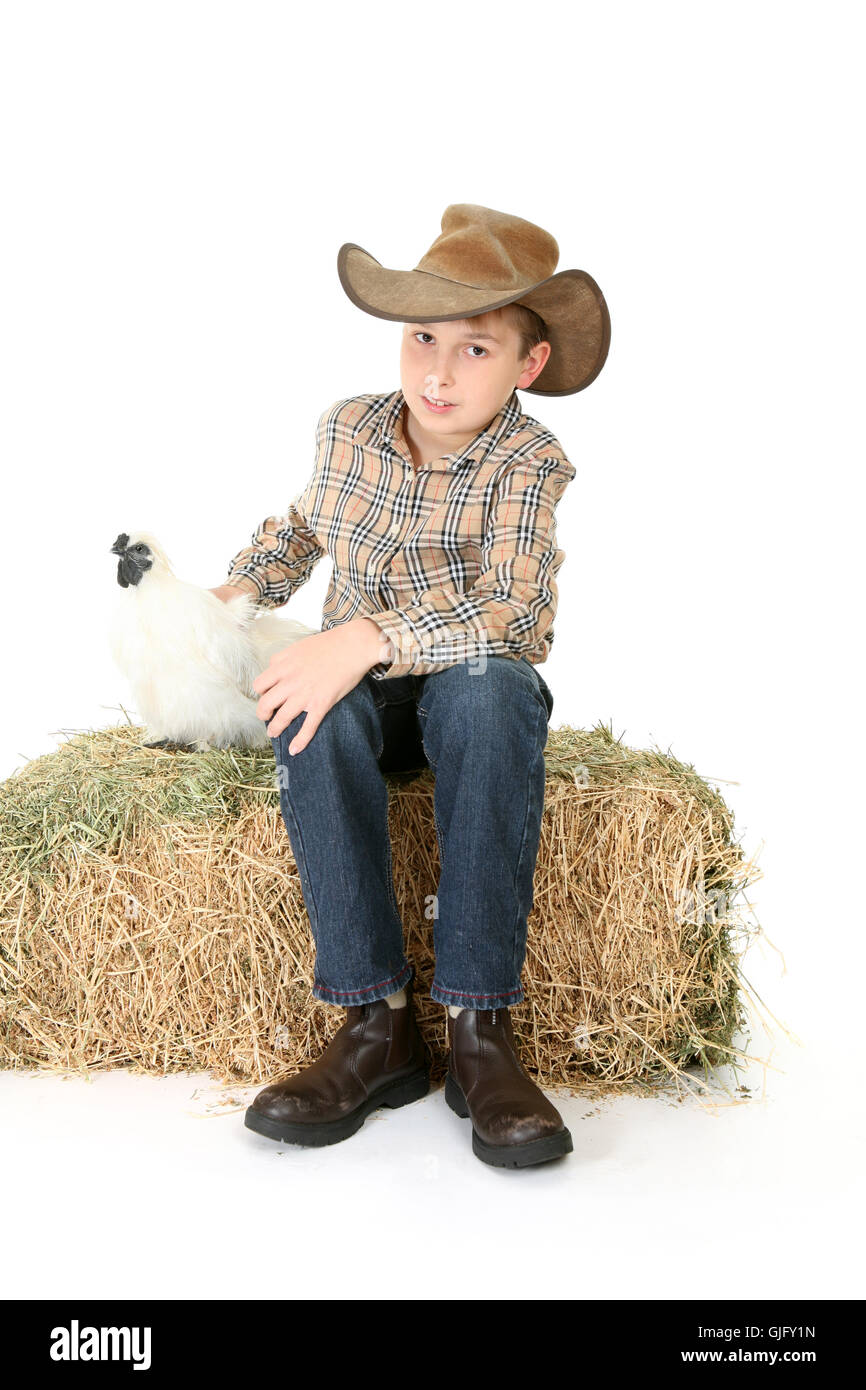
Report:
110,533,154,588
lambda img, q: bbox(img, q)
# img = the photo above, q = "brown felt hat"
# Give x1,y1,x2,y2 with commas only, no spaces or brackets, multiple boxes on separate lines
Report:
337,203,610,396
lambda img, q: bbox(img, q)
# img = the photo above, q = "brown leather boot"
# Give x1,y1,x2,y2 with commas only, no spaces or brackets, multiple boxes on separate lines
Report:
445,1007,573,1168
245,966,430,1146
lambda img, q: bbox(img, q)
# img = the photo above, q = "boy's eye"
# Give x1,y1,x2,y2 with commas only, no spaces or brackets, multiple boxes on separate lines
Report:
413,332,487,358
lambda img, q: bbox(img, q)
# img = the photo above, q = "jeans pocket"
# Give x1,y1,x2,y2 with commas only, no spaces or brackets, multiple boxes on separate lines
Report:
519,656,554,720
536,673,554,720
364,672,387,714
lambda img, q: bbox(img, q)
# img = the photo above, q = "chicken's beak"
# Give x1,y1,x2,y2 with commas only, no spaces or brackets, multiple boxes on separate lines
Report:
110,533,130,557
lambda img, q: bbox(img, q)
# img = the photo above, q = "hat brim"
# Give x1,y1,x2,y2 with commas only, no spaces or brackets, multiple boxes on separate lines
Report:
337,242,610,395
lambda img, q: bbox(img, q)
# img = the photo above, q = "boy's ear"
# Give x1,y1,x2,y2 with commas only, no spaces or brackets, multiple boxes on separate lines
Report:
517,340,553,388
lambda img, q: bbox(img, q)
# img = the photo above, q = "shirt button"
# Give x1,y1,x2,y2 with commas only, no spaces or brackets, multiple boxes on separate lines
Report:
390,523,401,537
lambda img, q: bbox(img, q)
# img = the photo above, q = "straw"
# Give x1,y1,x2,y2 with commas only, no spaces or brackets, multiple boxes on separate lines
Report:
0,717,768,1099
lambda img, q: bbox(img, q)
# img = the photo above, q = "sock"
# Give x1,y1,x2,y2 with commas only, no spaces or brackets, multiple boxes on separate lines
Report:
447,1004,464,1018
384,988,407,1010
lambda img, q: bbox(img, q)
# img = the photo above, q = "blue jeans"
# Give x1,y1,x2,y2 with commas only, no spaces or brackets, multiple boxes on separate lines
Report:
270,654,554,1011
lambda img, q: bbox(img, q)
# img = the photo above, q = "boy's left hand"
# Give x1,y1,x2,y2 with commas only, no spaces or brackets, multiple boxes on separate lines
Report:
253,617,391,752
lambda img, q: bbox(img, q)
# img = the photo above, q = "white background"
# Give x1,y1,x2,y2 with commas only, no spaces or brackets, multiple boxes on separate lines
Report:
1,1,863,1302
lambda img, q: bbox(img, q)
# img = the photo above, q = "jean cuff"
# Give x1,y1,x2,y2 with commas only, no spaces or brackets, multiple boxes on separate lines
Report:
430,981,524,1010
312,960,414,1008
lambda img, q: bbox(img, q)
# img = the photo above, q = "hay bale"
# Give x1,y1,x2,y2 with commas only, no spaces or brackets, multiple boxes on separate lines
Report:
0,718,762,1098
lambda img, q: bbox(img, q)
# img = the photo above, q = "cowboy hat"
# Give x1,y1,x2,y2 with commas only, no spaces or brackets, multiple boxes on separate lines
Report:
336,203,610,396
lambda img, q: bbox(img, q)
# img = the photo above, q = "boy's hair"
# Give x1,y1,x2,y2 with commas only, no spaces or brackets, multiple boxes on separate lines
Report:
500,302,549,361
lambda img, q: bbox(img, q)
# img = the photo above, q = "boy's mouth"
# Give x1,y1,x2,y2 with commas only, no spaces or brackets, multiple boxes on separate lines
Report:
421,394,456,413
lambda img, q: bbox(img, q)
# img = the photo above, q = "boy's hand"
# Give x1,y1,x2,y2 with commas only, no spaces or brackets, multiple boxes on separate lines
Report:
210,584,254,603
253,617,393,753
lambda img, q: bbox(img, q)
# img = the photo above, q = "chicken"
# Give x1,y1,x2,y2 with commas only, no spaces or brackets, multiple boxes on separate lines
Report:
108,531,316,750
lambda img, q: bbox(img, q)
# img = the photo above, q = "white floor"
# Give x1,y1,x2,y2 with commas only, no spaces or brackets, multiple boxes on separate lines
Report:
2,964,861,1302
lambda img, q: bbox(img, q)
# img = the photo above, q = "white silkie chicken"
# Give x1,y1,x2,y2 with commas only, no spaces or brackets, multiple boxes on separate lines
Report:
108,531,316,750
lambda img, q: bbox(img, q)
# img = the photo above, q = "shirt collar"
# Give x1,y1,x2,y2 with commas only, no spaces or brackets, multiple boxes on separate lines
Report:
352,388,524,471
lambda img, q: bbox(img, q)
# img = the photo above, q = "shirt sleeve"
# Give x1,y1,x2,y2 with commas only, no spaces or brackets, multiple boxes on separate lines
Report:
223,410,329,609
366,453,576,678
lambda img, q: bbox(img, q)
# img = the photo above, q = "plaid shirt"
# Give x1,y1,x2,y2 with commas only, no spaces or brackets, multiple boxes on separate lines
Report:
224,387,577,680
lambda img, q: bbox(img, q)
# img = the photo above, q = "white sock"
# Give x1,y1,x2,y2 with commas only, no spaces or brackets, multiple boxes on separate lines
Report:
447,1004,464,1018
384,988,407,1010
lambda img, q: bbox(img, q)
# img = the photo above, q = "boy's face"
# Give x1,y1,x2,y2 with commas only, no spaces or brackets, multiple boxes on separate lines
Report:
399,312,551,452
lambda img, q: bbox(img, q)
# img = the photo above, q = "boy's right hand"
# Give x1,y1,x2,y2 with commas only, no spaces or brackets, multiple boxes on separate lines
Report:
210,585,251,604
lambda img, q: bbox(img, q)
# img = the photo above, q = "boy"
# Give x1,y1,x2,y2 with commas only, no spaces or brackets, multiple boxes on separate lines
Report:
211,205,610,1168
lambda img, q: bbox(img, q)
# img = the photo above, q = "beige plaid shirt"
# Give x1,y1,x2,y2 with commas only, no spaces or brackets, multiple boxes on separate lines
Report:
225,387,577,680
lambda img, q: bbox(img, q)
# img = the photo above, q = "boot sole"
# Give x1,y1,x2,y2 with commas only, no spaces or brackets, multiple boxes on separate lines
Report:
244,1066,431,1147
445,1072,574,1168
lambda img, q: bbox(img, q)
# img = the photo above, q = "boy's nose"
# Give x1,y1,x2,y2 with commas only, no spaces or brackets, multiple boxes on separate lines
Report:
423,371,452,398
